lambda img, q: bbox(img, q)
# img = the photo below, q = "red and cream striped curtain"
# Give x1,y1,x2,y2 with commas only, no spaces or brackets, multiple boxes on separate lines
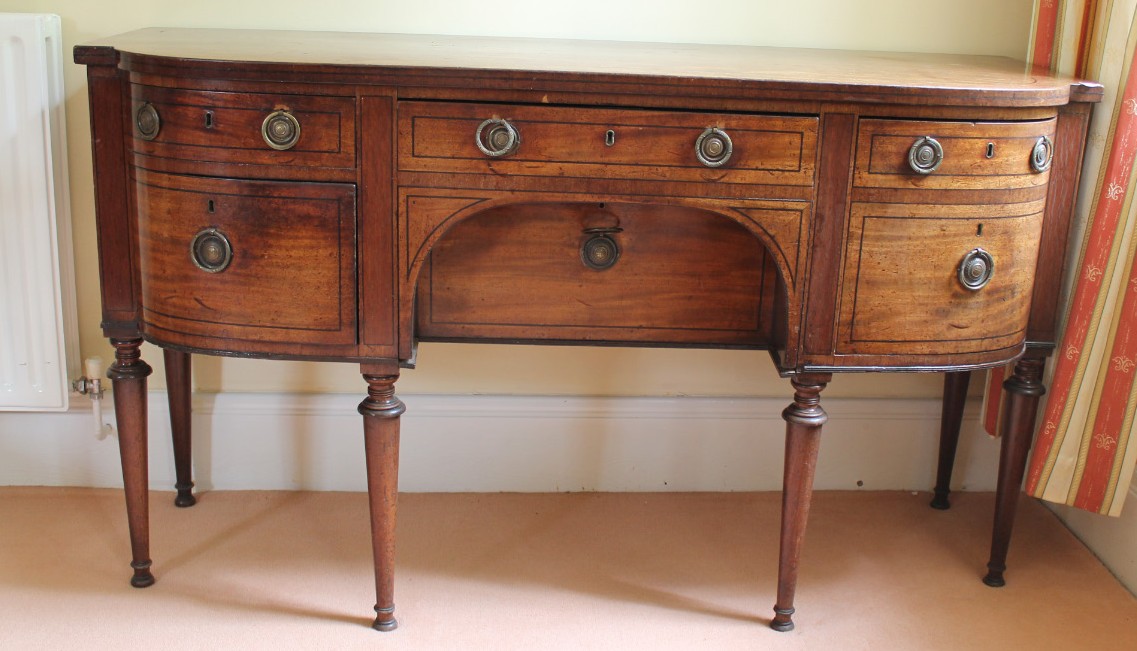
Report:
1014,0,1137,516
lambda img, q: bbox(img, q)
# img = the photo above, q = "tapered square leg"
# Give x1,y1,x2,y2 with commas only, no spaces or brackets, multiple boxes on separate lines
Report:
359,371,404,632
931,371,971,510
771,374,830,632
108,338,155,588
163,348,196,507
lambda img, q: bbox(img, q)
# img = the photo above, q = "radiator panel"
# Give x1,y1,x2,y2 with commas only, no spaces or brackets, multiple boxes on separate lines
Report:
0,13,77,411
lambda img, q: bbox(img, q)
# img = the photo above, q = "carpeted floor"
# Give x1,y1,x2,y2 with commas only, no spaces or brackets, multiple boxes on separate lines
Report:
1,488,1135,650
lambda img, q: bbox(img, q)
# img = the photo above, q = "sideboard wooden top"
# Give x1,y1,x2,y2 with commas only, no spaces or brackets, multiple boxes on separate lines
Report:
76,28,1101,107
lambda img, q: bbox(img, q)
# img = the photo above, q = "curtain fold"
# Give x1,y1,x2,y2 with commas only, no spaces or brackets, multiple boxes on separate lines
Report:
1018,0,1137,516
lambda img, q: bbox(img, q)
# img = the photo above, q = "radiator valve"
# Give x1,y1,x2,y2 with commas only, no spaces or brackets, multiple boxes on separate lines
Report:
73,356,112,439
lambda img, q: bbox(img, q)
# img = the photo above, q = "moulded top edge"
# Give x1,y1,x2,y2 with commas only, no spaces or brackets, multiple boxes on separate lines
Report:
75,28,1103,106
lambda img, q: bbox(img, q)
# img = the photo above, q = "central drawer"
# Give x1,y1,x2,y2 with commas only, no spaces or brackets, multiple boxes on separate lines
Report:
398,102,818,186
415,202,781,347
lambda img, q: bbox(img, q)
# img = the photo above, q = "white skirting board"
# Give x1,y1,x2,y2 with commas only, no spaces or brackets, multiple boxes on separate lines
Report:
0,392,1000,493
1049,487,1137,595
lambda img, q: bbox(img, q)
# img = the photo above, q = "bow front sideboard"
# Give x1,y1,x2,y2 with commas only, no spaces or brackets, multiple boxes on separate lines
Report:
74,29,1101,633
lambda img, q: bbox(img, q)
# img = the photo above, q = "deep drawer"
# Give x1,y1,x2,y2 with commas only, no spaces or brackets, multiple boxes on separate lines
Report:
134,170,357,346
398,102,818,186
415,202,784,346
129,84,356,170
835,200,1045,356
853,118,1057,191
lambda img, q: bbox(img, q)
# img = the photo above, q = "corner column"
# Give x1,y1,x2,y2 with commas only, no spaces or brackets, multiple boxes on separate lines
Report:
359,368,405,631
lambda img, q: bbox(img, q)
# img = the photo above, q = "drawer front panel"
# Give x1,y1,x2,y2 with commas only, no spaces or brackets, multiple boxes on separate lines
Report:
836,200,1045,356
854,118,1056,191
135,170,357,346
130,84,356,169
399,102,817,186
416,202,782,346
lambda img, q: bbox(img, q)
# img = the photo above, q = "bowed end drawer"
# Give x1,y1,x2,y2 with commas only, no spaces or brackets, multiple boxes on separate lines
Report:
134,170,358,354
835,200,1045,359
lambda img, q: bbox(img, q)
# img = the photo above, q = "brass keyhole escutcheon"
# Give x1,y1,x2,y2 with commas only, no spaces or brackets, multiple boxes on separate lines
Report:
262,110,301,150
190,228,233,273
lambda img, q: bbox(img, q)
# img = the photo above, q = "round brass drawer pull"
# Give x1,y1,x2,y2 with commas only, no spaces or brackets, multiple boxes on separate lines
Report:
581,228,621,270
135,102,161,141
908,136,944,174
696,127,733,167
190,228,233,273
958,248,994,291
1031,135,1054,173
262,110,301,150
475,118,521,157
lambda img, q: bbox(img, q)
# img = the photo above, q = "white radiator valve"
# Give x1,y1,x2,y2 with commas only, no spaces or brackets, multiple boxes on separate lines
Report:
72,356,113,439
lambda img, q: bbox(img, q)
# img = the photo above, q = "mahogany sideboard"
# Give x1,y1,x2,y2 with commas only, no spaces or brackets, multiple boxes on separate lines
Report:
74,29,1101,633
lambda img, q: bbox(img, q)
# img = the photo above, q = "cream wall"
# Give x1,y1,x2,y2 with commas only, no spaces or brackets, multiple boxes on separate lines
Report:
5,0,1035,397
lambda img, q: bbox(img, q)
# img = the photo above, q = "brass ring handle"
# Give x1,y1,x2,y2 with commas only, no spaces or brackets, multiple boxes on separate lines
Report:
262,110,301,150
1031,136,1054,173
475,118,521,157
908,136,944,174
581,229,620,270
958,248,994,291
135,102,161,141
190,228,233,273
695,127,733,167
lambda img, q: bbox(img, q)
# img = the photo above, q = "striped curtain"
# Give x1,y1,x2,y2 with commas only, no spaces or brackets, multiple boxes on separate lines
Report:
1018,0,1137,516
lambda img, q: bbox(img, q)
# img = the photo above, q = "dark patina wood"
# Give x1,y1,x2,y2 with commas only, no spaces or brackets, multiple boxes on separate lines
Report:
163,348,195,507
74,28,1100,633
931,371,972,510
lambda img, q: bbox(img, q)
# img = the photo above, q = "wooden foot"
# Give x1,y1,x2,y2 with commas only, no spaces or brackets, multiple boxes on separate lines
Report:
983,355,1045,588
163,349,196,508
360,369,404,632
108,338,155,588
771,374,830,632
931,371,971,510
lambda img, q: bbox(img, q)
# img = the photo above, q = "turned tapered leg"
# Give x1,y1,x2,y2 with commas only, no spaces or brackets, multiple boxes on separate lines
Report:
771,374,830,632
359,372,405,632
108,338,155,588
163,349,195,508
983,355,1045,587
931,371,971,510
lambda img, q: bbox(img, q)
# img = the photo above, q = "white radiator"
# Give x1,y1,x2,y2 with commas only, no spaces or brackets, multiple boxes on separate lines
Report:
0,14,78,411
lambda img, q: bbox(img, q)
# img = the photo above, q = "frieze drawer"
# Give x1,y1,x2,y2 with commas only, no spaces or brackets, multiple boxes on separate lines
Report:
129,84,356,170
853,118,1057,191
398,101,818,187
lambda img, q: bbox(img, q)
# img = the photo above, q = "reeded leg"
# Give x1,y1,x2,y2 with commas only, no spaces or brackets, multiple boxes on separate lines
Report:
931,371,971,510
983,355,1045,587
108,338,155,588
164,348,195,507
359,369,405,632
771,374,830,632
